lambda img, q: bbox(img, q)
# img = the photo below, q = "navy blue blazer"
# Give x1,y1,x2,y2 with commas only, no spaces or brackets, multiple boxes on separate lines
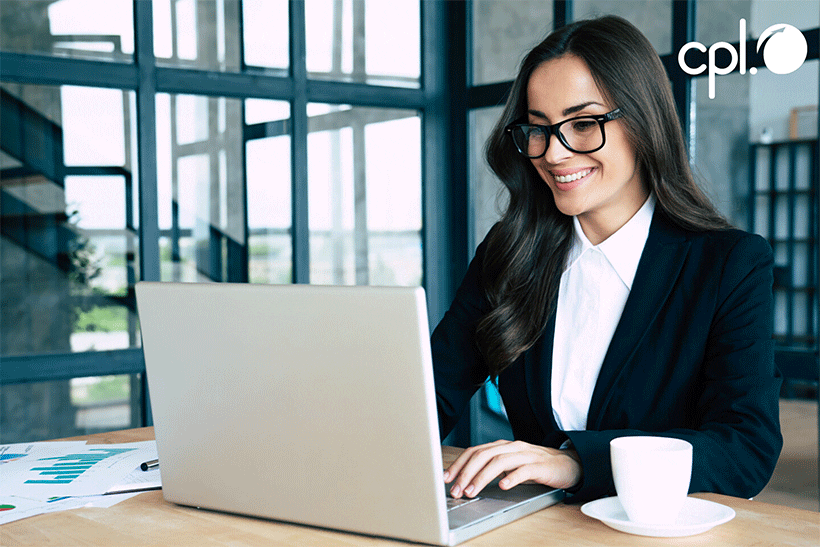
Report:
431,208,783,503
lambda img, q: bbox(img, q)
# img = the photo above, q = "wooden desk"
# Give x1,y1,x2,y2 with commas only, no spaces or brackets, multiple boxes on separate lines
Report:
2,428,817,547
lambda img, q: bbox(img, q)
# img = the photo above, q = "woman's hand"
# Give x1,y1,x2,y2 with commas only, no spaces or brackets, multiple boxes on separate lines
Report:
443,440,583,498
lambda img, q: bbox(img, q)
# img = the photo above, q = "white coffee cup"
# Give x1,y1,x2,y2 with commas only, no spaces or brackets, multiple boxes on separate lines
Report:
610,436,692,525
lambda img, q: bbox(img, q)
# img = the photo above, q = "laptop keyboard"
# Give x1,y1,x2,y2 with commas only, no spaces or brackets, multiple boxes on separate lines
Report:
446,496,482,511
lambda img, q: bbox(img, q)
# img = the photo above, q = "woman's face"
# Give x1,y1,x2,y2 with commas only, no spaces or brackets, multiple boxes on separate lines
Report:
525,54,648,243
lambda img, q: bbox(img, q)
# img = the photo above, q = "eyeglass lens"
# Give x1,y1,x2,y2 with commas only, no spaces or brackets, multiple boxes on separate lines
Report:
512,118,603,157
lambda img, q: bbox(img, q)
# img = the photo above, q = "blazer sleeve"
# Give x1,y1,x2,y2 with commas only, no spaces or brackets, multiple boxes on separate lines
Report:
564,233,783,503
431,237,493,440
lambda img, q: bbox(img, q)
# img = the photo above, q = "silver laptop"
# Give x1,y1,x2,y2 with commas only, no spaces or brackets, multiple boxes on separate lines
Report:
136,282,564,545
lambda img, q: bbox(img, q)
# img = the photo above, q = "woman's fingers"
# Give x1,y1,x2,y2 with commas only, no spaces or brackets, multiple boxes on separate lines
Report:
462,450,532,497
443,440,507,485
498,463,541,490
445,441,583,497
446,441,532,498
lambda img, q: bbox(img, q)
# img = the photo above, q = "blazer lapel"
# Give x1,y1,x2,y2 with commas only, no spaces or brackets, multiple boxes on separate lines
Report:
586,210,691,430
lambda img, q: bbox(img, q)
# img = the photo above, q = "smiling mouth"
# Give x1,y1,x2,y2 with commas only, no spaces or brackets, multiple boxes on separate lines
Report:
552,168,593,183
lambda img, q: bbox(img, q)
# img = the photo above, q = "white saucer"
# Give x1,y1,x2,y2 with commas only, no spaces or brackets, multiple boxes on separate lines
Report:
580,496,736,537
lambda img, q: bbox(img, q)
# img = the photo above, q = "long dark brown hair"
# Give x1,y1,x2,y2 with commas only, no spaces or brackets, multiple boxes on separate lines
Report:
477,15,731,379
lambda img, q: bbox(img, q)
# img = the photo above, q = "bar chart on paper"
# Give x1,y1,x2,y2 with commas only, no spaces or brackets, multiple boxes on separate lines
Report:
25,448,137,484
1,441,157,498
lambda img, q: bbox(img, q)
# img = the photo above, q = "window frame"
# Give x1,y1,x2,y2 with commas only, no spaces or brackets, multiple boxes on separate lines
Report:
0,0,465,429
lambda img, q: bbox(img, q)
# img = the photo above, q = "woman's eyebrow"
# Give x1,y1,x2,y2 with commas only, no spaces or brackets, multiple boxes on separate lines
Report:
527,101,605,122
562,101,604,116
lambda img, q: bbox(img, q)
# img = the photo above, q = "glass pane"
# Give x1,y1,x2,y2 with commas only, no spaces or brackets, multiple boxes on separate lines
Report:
305,0,420,87
749,60,819,144
154,0,243,71
308,105,422,286
246,100,292,284
696,0,750,47
698,0,819,46
692,58,818,228
0,374,143,443
156,93,246,282
242,0,289,71
472,0,554,86
0,83,139,357
691,71,749,225
573,1,671,56
470,107,506,251
0,0,134,62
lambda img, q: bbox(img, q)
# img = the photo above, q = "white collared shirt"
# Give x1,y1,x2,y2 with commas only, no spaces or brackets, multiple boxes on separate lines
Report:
551,194,656,431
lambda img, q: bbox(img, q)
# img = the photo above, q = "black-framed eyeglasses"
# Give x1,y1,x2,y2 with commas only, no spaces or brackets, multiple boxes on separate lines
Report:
505,108,623,158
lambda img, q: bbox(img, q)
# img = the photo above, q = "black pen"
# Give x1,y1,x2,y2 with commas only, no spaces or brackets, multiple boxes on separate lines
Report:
140,459,159,471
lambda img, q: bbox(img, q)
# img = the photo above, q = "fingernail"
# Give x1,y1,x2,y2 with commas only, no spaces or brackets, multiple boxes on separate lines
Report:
499,478,509,488
465,485,475,496
443,471,450,481
451,485,460,497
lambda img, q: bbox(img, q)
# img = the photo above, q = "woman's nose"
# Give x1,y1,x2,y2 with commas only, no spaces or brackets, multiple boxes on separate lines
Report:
541,132,574,164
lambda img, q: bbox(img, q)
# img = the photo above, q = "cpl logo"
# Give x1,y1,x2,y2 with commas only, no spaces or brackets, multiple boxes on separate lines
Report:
678,19,808,99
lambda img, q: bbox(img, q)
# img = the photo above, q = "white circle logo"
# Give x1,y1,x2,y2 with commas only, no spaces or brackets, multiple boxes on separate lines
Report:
757,24,808,75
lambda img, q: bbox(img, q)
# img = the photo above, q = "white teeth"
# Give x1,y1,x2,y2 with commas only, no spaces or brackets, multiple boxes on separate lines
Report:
553,168,592,183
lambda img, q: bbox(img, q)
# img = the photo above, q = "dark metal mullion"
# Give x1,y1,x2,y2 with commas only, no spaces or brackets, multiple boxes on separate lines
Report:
466,81,510,110
244,119,290,140
305,80,424,107
671,0,696,149
464,1,475,254
786,145,798,345
170,95,181,268
422,0,468,330
291,0,310,284
0,349,146,385
768,146,777,246
134,0,159,427
748,144,757,233
0,55,428,110
422,0,469,448
134,3,161,284
768,145,779,346
238,0,247,72
124,146,139,431
809,141,819,345
124,168,137,339
63,166,131,176
208,97,223,282
155,66,293,99
125,163,140,430
209,226,224,282
0,52,139,89
236,97,250,283
554,0,572,29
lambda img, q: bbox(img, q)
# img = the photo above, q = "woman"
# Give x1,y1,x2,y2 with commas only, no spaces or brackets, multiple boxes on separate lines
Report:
433,15,782,504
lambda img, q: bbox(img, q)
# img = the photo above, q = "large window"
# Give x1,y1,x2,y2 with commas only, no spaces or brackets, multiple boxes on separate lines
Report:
1,81,142,440
307,105,422,285
1,0,433,444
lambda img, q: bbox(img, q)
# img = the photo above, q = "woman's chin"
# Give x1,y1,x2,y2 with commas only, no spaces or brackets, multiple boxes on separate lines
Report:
551,195,587,218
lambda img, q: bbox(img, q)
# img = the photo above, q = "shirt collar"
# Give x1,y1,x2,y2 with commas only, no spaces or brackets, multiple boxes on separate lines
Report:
567,193,656,290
